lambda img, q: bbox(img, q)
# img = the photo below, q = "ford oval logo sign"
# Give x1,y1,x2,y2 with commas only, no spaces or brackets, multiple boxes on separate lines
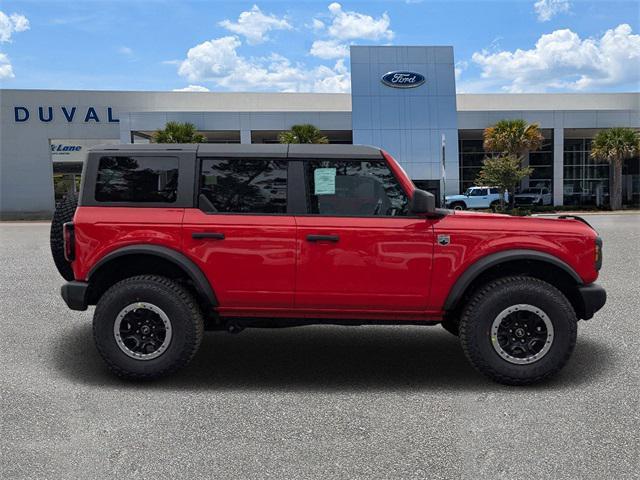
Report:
381,71,425,88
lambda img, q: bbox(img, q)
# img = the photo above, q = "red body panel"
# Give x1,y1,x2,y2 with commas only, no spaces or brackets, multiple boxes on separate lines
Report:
429,211,599,309
182,209,296,309
73,207,185,281
295,216,435,311
71,151,600,322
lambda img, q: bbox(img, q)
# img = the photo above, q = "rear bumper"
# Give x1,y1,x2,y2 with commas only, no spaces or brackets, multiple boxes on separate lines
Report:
576,283,606,320
61,281,89,311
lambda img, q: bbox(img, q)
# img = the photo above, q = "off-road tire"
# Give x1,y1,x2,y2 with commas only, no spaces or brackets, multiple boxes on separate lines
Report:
50,193,78,281
93,275,205,380
490,200,500,211
450,202,466,210
459,276,577,386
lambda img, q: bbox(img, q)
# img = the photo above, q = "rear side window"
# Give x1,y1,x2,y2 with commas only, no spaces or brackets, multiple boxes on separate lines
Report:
304,160,408,216
95,156,179,203
199,158,287,214
490,188,499,194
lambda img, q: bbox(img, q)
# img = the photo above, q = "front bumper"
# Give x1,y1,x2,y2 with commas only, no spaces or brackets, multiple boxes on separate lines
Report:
61,281,89,311
576,283,606,320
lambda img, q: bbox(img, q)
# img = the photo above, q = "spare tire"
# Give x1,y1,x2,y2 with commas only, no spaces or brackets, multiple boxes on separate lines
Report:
50,193,78,281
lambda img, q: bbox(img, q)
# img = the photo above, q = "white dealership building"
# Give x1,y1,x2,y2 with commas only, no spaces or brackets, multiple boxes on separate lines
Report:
1,46,638,218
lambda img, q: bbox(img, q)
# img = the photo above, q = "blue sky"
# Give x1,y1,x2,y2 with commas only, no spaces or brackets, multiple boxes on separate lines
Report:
0,0,638,93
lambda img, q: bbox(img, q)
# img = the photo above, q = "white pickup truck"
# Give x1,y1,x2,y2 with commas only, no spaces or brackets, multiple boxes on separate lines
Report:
445,186,507,210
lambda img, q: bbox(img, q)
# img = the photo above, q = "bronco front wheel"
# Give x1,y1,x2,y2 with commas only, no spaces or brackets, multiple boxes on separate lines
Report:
93,275,204,380
459,276,577,385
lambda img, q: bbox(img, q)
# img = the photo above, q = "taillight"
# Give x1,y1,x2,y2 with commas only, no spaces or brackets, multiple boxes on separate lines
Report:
63,222,75,261
595,236,602,271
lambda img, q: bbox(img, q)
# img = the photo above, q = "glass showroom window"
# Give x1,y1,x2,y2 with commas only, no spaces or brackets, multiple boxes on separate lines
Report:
458,137,486,193
563,138,610,206
528,134,553,191
460,132,553,195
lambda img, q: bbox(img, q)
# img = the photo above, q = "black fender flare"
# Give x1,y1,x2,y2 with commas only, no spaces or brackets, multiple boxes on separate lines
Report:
88,244,217,307
443,249,583,311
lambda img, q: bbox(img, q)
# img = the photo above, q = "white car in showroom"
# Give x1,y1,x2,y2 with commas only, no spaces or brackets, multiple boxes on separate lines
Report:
445,186,507,210
514,187,552,206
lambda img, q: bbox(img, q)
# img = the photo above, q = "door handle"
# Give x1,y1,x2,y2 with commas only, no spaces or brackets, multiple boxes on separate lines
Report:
192,232,225,240
307,234,339,242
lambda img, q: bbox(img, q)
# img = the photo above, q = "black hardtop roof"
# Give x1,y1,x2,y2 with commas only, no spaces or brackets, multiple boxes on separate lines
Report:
89,143,383,159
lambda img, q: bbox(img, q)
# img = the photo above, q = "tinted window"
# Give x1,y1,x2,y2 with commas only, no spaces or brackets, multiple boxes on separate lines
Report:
489,188,499,194
199,158,287,214
469,188,486,196
95,156,178,203
304,160,408,216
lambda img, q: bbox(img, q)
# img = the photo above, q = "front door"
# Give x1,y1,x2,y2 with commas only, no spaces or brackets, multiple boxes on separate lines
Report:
182,157,296,314
467,188,489,208
294,158,435,313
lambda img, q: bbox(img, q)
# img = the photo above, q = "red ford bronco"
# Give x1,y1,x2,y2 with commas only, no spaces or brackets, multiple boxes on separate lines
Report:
52,144,606,385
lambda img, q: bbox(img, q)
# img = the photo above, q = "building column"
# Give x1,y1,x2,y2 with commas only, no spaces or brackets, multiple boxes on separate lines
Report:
553,127,564,206
240,129,251,144
119,115,132,144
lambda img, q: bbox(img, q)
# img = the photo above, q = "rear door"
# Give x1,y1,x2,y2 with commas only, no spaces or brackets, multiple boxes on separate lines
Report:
293,156,436,313
182,148,296,313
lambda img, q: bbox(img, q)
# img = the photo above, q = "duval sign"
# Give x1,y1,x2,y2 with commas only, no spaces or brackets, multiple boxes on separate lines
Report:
381,71,426,89
14,106,119,123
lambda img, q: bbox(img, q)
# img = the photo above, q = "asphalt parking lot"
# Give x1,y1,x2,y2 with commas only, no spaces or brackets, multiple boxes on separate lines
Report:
1,215,638,479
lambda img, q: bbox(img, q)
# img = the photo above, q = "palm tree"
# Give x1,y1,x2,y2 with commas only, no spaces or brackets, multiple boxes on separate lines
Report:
153,121,206,143
590,127,640,210
278,124,328,144
483,119,544,208
483,119,544,158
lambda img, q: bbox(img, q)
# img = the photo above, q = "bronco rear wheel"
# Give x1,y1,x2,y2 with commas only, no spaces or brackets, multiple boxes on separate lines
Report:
93,275,204,380
459,276,577,385
50,193,77,280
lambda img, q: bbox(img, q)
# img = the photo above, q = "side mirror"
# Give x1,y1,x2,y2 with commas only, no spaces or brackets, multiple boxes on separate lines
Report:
409,189,436,214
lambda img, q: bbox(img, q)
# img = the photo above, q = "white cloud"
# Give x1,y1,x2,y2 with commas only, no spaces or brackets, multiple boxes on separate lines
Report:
311,59,351,93
178,36,243,82
471,24,640,92
0,52,14,79
308,3,393,59
311,18,325,31
118,46,133,56
177,35,350,93
219,5,291,45
534,0,570,22
324,3,393,41
0,11,29,43
310,39,349,60
173,85,210,92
